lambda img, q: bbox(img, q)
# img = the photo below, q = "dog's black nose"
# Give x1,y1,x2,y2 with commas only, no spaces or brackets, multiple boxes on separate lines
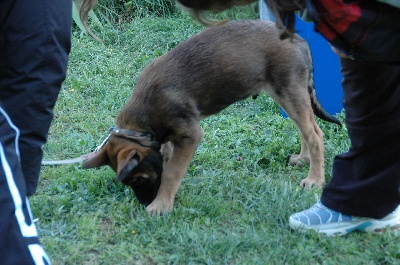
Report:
130,177,161,206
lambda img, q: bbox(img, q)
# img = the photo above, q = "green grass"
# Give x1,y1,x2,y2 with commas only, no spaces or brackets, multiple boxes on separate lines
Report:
31,15,399,265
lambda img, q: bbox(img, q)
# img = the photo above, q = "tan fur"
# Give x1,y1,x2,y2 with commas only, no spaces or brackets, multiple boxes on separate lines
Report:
83,20,340,215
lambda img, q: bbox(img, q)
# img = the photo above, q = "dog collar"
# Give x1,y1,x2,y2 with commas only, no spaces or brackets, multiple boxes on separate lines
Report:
110,127,160,149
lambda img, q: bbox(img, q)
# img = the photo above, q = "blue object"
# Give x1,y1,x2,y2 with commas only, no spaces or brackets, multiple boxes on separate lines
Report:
294,17,344,115
259,1,343,116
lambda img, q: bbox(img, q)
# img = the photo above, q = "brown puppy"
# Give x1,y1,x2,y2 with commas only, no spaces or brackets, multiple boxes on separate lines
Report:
83,20,340,215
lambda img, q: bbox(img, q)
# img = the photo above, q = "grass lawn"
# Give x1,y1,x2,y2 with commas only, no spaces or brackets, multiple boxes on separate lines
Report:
31,15,399,265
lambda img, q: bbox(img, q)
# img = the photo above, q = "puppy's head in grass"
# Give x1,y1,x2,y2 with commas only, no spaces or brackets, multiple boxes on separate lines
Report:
82,133,172,206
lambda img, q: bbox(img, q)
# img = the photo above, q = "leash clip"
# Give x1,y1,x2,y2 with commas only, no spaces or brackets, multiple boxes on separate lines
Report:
94,127,115,152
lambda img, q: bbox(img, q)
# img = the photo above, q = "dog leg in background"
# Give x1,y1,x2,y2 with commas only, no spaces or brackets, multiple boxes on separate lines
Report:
288,132,310,167
146,125,203,215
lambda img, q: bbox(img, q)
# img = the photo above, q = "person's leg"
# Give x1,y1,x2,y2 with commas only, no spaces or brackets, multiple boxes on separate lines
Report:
321,58,400,218
289,58,400,235
0,0,72,196
0,106,50,264
1,0,71,262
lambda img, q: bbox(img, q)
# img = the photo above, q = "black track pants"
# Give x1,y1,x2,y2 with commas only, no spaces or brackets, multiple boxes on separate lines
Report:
0,0,72,196
0,106,51,264
0,0,72,263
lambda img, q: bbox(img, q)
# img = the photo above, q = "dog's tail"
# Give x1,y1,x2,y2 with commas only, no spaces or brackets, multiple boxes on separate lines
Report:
308,69,342,126
302,41,341,126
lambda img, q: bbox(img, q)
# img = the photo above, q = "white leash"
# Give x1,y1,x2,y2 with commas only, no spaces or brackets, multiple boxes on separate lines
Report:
41,151,98,165
41,130,112,166
41,127,159,166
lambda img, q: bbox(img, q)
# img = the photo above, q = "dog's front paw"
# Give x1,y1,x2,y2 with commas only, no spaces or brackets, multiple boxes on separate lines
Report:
300,177,324,188
146,199,174,216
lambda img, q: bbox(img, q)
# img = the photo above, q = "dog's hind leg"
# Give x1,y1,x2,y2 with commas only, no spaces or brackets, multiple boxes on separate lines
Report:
271,86,326,188
290,112,325,188
146,123,204,215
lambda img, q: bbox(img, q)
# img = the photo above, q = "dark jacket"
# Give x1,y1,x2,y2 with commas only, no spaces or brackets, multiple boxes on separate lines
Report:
305,0,400,62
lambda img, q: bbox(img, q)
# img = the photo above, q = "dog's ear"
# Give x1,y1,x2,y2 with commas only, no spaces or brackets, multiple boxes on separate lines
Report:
82,148,109,169
160,141,174,166
116,150,140,182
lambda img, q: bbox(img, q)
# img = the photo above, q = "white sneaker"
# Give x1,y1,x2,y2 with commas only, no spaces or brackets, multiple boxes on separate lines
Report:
289,201,400,236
